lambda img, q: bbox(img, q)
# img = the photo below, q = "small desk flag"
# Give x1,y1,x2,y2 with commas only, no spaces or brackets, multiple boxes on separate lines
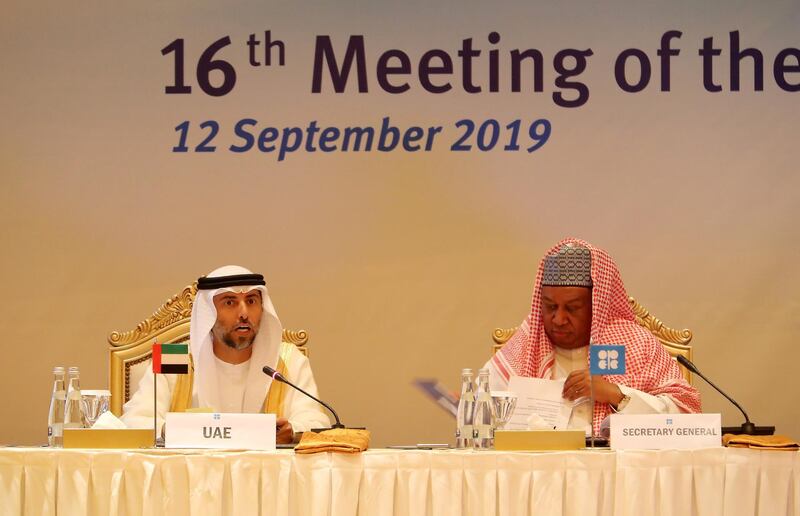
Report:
152,343,189,374
589,345,626,375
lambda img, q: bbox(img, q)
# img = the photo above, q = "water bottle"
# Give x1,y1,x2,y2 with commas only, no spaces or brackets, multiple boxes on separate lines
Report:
472,368,494,450
47,367,66,447
63,367,85,429
455,368,475,448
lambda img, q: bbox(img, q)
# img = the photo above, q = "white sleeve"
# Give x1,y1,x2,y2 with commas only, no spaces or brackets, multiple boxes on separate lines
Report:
282,350,331,432
484,358,510,392
617,385,682,414
120,369,177,432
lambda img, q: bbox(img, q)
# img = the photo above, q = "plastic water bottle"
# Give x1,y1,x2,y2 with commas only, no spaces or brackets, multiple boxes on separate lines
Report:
63,367,84,430
472,368,494,450
455,368,475,448
47,367,66,447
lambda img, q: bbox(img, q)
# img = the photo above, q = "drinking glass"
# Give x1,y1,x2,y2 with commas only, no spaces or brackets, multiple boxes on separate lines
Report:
491,391,518,431
80,390,111,428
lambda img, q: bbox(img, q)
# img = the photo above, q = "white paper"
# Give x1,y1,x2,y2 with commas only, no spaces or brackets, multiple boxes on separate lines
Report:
91,411,128,429
506,376,573,430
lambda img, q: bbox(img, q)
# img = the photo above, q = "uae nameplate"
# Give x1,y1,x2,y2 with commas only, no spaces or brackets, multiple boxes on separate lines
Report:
165,412,276,450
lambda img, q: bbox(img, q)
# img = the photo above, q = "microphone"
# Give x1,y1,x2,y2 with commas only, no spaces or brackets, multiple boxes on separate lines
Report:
676,355,773,435
262,365,345,429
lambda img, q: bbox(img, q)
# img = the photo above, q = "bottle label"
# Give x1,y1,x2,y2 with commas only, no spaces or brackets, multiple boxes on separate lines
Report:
50,423,63,437
462,424,473,438
475,423,493,439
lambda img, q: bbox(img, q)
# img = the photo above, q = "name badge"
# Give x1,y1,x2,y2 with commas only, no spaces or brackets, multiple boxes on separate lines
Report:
610,413,721,450
165,412,276,450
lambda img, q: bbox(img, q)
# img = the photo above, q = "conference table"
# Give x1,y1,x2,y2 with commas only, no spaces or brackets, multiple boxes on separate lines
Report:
0,446,797,515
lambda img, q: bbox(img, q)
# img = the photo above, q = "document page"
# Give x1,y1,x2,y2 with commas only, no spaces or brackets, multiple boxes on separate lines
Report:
506,376,572,430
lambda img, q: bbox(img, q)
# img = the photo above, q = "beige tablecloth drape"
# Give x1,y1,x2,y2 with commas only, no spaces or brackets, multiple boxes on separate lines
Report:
0,447,797,515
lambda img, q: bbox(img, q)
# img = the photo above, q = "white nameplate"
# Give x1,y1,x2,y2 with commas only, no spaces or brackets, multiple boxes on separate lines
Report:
610,413,721,450
165,412,276,450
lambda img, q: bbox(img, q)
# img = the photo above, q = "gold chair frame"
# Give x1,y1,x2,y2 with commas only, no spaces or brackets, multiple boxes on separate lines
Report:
492,296,693,384
107,282,308,416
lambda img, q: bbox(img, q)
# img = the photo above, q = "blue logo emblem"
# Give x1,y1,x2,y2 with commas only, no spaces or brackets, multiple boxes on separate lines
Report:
213,413,221,420
589,345,626,375
666,418,673,425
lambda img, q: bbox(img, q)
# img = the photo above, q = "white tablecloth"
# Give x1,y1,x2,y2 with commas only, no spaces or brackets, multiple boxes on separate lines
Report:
0,447,797,515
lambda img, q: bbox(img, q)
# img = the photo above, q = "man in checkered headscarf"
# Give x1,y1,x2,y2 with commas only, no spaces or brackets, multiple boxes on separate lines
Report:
486,238,701,435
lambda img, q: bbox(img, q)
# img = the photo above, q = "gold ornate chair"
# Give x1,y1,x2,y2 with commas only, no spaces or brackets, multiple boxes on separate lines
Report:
492,296,694,384
107,282,309,416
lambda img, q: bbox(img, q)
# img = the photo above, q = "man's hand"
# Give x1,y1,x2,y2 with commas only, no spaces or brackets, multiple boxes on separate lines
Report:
276,417,293,444
562,369,624,406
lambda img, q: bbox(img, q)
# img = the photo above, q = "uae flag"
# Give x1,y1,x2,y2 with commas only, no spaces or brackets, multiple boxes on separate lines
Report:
152,343,190,374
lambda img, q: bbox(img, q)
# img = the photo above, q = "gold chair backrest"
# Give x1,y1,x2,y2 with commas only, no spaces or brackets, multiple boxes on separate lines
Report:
107,282,308,416
492,296,693,384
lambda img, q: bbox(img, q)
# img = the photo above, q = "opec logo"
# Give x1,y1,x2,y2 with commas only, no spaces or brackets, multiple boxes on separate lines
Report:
590,345,626,375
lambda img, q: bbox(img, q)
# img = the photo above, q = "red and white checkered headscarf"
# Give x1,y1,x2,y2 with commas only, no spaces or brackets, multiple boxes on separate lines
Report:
492,238,701,431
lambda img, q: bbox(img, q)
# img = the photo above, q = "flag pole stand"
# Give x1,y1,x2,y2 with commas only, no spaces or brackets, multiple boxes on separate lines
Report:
153,370,159,447
589,345,626,449
152,372,165,448
152,339,165,448
589,374,596,449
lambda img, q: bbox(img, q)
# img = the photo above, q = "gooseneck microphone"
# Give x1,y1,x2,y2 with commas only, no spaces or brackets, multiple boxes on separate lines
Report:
676,355,773,435
262,365,345,429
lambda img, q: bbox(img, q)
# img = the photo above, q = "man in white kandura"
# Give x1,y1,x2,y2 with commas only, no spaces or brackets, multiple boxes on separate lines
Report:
122,265,330,443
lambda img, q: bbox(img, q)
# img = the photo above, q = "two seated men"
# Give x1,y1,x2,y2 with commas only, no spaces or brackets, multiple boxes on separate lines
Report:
123,239,700,442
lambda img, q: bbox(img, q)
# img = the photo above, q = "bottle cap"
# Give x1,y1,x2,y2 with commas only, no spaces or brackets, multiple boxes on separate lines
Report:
461,368,473,375
53,366,65,374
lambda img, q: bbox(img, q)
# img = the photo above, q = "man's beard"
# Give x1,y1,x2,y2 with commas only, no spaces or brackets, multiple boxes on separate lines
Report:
222,333,255,351
212,321,258,351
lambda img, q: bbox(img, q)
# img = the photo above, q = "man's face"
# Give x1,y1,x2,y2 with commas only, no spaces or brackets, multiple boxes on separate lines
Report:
540,286,592,350
211,290,263,351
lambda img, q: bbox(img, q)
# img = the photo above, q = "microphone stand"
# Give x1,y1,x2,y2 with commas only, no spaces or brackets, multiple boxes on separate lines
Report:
263,366,345,429
676,355,773,436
